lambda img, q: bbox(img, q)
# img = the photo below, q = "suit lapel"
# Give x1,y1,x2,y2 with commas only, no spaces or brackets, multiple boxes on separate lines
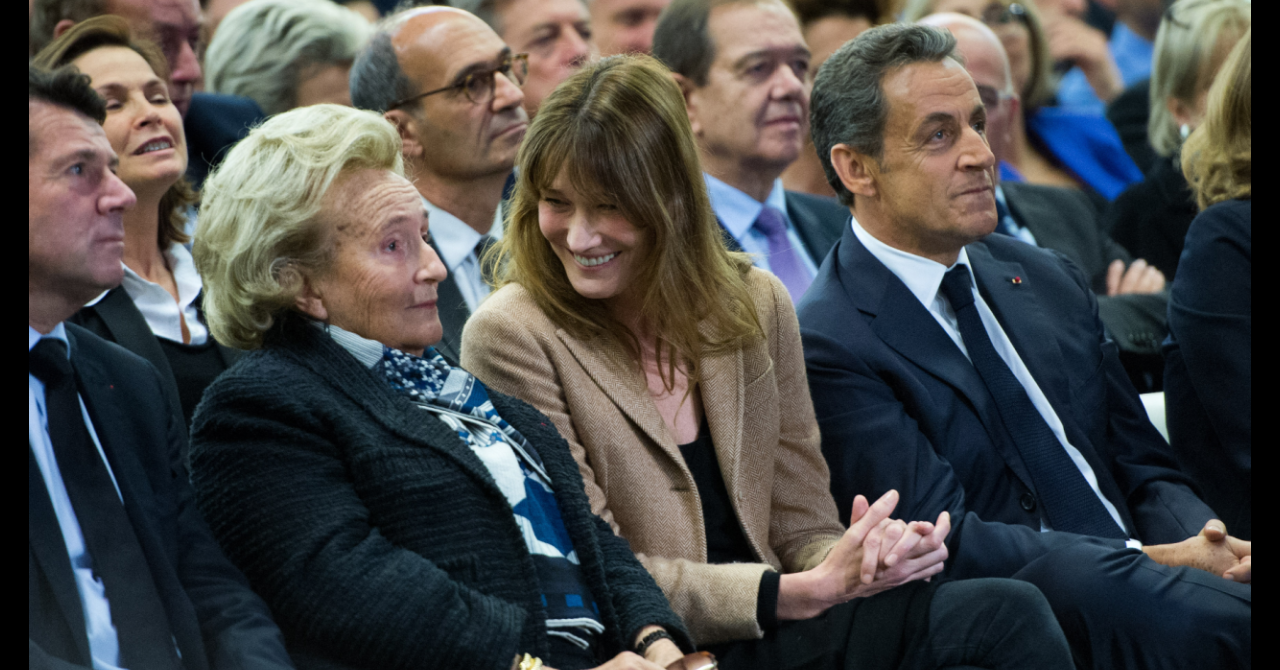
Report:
431,240,470,364
89,288,183,407
968,244,1072,415
839,233,1035,491
29,449,92,663
555,330,683,463
699,342,744,506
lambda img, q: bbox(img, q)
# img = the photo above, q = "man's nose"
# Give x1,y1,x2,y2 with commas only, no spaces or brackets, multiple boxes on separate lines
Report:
170,40,201,85
102,171,138,214
959,125,996,171
492,69,526,112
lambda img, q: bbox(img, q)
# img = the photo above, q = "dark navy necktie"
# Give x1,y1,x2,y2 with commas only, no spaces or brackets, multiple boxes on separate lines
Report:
938,267,1127,539
30,338,182,669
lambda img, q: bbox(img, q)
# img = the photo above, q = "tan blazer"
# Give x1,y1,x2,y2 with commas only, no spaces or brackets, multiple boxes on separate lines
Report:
461,269,844,645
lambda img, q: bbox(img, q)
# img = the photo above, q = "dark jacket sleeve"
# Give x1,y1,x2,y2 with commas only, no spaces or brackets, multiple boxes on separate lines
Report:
1163,201,1251,538
190,363,531,670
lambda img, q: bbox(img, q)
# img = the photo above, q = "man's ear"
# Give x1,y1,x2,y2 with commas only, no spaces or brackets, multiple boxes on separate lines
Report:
671,73,702,135
830,143,878,200
292,270,328,322
385,109,424,160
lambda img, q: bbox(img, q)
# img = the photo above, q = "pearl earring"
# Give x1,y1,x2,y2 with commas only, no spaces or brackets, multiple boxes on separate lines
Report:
1180,124,1191,140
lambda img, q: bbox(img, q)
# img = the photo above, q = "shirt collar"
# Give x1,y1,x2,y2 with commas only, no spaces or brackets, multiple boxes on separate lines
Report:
316,321,385,369
119,243,203,306
704,174,789,239
849,214,974,310
422,196,505,272
29,322,69,353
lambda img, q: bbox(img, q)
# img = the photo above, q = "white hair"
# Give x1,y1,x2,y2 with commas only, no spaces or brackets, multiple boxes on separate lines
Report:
194,104,404,349
204,0,373,116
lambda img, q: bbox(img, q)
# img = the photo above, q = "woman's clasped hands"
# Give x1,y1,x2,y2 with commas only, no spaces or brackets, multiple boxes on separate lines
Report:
777,490,950,620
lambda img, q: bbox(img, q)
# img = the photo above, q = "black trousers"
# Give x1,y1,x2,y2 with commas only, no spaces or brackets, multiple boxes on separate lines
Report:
1012,543,1251,670
705,578,1073,670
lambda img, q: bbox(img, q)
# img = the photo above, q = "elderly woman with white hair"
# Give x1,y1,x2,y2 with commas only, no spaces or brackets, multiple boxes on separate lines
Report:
204,0,372,115
188,104,704,670
1103,0,1249,281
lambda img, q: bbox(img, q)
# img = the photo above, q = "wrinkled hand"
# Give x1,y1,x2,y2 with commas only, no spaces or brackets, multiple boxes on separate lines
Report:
1200,520,1251,583
1142,519,1250,582
1105,259,1165,296
1043,13,1122,102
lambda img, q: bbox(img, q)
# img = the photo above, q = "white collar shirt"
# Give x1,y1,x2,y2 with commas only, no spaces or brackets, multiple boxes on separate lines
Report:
29,323,126,669
850,216,1135,543
423,196,504,313
704,174,818,277
115,243,209,345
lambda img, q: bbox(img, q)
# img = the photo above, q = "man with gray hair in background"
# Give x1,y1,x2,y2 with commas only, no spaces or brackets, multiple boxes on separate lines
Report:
350,5,528,362
799,21,1251,670
449,0,593,117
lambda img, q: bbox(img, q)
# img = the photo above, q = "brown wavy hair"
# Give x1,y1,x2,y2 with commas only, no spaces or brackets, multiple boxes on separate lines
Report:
490,54,762,390
32,15,196,250
1181,29,1250,211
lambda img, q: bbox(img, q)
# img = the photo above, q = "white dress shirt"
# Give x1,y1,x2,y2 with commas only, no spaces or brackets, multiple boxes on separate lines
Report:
29,324,126,670
704,174,819,278
850,217,1136,543
108,243,209,345
423,197,504,314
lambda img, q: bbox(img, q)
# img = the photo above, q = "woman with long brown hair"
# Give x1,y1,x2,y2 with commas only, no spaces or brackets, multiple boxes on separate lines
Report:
462,54,1072,670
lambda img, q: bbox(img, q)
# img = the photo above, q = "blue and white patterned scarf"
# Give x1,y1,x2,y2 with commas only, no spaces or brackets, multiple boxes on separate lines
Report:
372,345,605,648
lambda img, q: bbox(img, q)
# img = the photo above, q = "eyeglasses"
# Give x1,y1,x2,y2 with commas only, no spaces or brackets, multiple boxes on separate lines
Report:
388,53,530,109
981,2,1027,29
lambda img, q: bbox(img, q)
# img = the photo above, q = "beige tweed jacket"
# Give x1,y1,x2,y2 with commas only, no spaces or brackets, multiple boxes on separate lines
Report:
461,269,845,645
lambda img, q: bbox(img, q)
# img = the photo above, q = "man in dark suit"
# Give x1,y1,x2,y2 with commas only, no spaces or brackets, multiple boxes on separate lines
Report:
799,24,1250,670
653,0,848,304
917,13,1169,390
29,64,293,670
31,0,264,187
350,6,528,362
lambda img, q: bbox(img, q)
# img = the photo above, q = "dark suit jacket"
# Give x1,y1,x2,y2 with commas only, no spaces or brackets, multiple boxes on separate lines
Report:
1002,182,1168,364
69,287,242,433
184,93,265,187
431,238,469,364
797,228,1215,579
1105,156,1199,281
1164,199,1251,540
717,190,848,269
29,324,291,670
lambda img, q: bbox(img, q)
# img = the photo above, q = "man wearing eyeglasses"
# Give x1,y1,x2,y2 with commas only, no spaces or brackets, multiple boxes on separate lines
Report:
351,6,530,363
451,0,595,117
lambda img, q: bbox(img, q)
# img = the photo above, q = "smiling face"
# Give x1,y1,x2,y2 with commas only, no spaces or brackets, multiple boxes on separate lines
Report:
298,169,448,356
856,59,997,264
685,1,811,186
394,10,529,183
72,46,188,197
498,0,594,116
538,167,648,310
29,102,137,313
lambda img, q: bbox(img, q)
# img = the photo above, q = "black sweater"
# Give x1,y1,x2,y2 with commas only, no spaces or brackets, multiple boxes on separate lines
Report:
189,318,690,669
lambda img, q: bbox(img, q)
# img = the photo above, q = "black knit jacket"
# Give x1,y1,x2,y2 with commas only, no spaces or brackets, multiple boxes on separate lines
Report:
189,317,691,669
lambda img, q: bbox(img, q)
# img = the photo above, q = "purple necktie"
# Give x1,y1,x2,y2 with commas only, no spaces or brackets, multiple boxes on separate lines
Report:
753,206,812,302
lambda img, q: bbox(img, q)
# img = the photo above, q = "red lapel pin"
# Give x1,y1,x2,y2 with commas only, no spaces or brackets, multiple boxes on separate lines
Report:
1011,276,1023,285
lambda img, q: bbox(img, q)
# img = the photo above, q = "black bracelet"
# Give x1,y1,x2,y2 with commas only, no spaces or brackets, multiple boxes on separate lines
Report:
635,629,675,656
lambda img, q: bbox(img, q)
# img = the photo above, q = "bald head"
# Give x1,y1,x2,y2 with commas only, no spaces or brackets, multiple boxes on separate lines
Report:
918,12,1017,165
391,7,502,93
